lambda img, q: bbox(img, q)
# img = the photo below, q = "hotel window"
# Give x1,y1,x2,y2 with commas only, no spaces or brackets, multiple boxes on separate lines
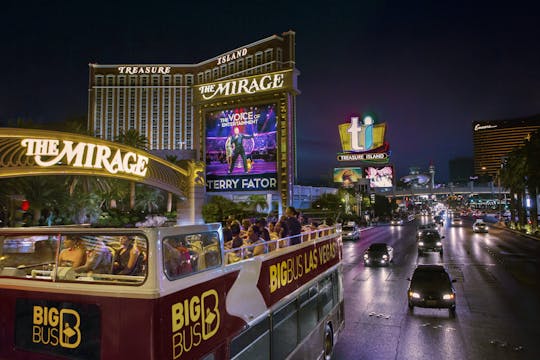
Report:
151,76,160,149
246,55,253,75
265,49,273,72
118,76,126,134
277,48,283,70
163,77,170,149
213,67,219,80
185,74,193,149
197,72,204,84
220,64,226,77
228,62,235,75
237,59,244,75
94,76,104,137
174,75,182,149
105,75,115,141
205,70,211,83
140,76,149,137
255,51,263,74
128,76,137,130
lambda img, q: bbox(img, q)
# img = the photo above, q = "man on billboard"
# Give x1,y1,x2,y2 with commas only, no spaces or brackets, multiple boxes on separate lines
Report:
228,126,254,174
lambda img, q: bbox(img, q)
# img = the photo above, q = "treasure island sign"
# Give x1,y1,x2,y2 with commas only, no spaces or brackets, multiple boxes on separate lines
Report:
0,128,204,198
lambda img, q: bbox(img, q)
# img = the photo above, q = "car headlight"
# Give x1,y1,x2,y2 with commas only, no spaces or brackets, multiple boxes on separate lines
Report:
348,232,353,235
436,242,442,246
443,294,454,300
418,241,424,246
409,291,421,299
364,254,369,259
382,254,388,260
417,231,422,236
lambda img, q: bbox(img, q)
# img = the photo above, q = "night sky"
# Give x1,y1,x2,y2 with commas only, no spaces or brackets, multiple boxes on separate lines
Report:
1,0,539,184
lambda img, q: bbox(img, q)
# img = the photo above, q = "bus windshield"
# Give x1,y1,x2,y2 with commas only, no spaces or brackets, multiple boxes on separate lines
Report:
0,232,147,285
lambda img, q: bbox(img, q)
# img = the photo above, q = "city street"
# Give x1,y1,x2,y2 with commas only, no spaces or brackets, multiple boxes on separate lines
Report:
334,217,540,360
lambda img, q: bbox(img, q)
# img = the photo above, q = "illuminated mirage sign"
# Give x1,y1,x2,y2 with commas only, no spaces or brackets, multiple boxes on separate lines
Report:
197,71,290,101
21,138,149,177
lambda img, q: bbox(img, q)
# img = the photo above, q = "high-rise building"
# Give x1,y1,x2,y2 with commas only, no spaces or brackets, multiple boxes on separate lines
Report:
472,114,540,178
88,31,299,207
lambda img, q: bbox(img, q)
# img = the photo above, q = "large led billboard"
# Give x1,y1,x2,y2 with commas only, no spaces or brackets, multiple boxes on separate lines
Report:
333,167,362,188
205,104,277,192
365,166,393,188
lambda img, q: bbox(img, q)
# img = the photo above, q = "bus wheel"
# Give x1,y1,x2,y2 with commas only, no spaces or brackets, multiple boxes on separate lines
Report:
324,323,334,360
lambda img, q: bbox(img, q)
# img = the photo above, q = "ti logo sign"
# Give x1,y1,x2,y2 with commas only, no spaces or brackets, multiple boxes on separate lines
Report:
339,115,386,152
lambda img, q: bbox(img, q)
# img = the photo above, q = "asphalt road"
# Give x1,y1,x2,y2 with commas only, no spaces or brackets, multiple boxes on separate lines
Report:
333,216,540,360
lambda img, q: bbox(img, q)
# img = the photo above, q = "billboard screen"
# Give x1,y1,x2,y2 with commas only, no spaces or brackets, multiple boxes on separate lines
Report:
365,166,393,188
205,104,277,192
333,168,362,188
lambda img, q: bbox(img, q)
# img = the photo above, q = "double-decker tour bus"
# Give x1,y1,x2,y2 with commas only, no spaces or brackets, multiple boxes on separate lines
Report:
0,223,344,360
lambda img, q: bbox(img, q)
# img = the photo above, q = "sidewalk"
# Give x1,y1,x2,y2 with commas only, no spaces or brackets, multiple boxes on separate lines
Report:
491,221,540,241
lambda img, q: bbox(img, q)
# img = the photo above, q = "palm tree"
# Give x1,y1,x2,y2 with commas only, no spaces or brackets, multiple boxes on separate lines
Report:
247,195,269,213
500,146,527,229
115,130,148,209
525,130,540,231
135,187,165,213
14,177,63,225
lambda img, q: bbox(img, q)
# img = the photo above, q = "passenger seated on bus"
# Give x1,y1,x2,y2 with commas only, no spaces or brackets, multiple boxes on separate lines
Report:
73,238,112,274
163,238,192,277
58,236,87,268
113,236,142,275
245,225,268,257
225,223,244,264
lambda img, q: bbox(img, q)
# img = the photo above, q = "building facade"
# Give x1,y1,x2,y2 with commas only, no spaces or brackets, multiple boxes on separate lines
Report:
88,31,299,208
473,114,540,179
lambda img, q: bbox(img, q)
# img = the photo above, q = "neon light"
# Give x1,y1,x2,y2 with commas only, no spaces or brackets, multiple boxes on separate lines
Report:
21,138,149,177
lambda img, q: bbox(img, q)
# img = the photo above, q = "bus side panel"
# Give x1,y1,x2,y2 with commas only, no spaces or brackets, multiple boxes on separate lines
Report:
0,287,157,360
157,270,247,360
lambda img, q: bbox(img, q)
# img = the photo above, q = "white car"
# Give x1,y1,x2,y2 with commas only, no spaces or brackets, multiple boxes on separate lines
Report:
473,220,488,233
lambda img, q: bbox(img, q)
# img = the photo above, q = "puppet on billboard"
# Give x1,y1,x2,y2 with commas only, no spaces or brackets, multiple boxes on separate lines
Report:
228,127,254,174
366,167,393,188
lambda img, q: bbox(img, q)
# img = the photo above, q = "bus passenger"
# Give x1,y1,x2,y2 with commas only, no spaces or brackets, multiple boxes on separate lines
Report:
113,236,142,275
246,225,268,257
58,236,87,268
163,238,192,277
73,238,112,274
225,223,244,264
285,206,302,245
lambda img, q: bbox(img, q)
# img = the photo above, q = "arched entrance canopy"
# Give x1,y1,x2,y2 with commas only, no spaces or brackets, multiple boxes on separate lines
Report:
0,128,204,199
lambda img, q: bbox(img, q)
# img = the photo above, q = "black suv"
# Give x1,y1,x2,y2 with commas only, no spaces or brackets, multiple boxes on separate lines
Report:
417,229,444,256
407,265,456,317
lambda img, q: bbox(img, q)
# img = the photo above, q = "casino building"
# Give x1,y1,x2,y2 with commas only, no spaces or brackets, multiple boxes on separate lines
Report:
88,31,299,209
473,114,540,178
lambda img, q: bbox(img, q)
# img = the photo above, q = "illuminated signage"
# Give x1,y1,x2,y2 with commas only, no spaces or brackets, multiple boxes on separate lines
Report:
15,299,101,360
217,48,248,65
339,115,386,152
365,166,394,188
197,71,292,101
205,104,277,192
337,152,389,162
21,138,149,177
474,124,498,131
171,289,220,358
117,66,171,75
256,237,341,307
333,167,362,187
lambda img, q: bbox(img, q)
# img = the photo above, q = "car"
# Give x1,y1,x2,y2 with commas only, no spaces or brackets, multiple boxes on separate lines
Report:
472,220,488,233
416,223,438,238
433,215,444,226
451,217,463,226
417,229,444,255
341,224,360,241
390,217,404,226
363,243,394,266
408,265,456,316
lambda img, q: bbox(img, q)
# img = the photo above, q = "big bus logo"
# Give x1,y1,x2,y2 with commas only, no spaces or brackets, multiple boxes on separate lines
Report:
171,289,220,358
32,306,82,349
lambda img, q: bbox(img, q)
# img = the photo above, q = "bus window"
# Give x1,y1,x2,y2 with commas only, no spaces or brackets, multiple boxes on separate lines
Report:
271,300,298,360
0,234,57,278
318,275,334,319
163,231,221,280
299,285,318,340
230,317,270,360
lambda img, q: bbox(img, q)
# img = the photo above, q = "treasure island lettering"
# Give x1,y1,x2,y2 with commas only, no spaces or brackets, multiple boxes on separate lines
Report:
21,138,149,177
198,73,285,100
